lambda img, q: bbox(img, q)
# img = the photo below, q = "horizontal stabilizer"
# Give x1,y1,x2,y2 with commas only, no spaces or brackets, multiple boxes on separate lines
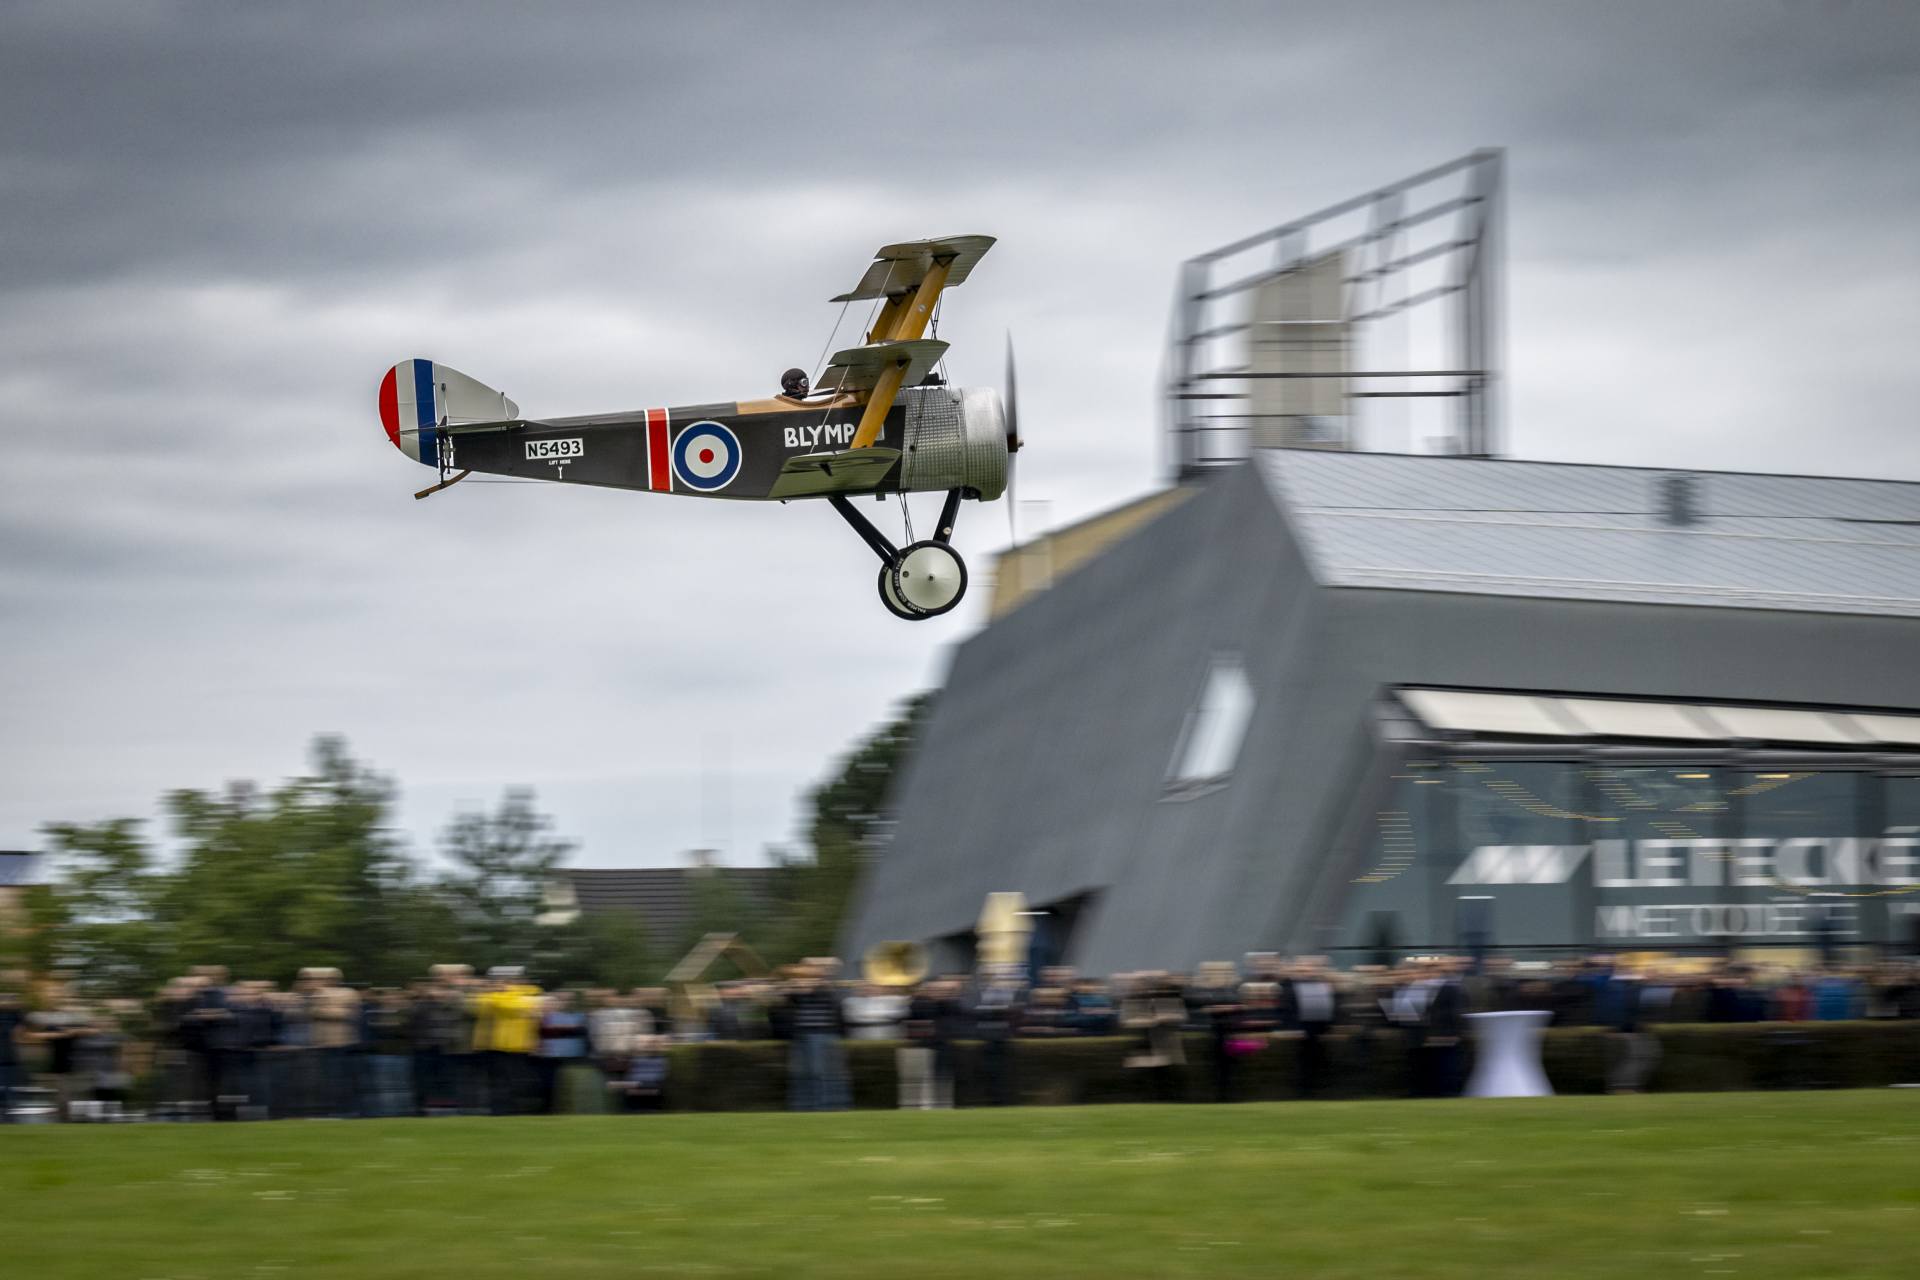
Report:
815,339,948,394
768,446,901,499
832,235,996,302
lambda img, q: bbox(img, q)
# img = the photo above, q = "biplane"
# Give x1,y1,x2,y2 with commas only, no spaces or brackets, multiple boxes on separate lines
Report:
376,235,1018,619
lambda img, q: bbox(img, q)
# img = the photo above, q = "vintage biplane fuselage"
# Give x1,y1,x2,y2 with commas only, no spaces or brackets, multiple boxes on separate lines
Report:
383,377,1008,505
377,235,1016,619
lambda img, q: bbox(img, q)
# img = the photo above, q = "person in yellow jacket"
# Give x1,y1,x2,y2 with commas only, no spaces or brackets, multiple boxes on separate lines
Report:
471,967,542,1114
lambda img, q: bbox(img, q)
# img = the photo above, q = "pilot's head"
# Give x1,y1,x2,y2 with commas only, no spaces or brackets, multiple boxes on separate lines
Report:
780,367,810,398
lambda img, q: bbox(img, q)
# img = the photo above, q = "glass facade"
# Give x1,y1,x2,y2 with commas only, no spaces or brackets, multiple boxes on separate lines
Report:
1332,760,1920,956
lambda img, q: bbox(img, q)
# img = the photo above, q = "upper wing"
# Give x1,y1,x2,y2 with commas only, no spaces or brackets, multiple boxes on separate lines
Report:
830,234,996,303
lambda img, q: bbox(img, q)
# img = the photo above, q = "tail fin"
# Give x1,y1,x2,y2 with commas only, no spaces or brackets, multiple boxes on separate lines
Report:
378,359,519,466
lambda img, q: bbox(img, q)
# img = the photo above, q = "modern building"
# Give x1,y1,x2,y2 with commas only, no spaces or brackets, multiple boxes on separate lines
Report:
842,449,1920,974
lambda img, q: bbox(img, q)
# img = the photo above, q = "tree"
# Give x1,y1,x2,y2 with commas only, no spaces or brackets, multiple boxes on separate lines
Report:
544,909,657,990
160,736,426,986
2,884,67,981
38,737,451,993
38,818,166,994
763,691,935,963
437,787,574,973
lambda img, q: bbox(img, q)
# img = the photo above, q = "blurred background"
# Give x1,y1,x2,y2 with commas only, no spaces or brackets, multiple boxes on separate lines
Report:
5,1,1917,875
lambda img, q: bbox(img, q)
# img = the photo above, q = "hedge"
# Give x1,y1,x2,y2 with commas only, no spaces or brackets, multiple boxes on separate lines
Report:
653,1022,1920,1111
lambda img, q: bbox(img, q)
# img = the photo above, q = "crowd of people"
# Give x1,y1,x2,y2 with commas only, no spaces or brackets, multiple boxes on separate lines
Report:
2,953,1917,1121
0,964,678,1123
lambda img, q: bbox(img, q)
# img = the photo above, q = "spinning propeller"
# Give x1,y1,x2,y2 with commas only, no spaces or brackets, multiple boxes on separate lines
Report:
1005,335,1024,541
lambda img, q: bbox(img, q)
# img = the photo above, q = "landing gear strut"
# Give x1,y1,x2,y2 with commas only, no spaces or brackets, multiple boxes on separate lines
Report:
832,489,969,621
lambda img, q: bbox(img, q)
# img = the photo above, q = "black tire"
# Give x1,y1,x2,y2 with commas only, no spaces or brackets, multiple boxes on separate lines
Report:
878,561,928,620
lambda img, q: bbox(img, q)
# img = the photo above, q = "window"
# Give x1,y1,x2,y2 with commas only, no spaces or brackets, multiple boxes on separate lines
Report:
1166,657,1256,795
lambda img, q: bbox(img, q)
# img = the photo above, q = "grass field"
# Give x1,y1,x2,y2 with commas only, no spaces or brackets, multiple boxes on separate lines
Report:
6,1092,1919,1279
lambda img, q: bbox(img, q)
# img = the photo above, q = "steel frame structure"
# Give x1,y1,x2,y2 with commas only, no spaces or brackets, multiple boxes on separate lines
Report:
1164,149,1505,477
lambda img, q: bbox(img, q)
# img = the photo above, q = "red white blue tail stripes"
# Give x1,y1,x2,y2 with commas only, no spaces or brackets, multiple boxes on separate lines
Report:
378,358,441,467
380,359,521,469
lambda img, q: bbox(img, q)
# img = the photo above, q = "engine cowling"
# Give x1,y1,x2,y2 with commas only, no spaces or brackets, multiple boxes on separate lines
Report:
897,385,1008,501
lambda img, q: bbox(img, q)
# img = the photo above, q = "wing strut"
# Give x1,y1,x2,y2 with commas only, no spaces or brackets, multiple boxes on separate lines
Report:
847,256,954,450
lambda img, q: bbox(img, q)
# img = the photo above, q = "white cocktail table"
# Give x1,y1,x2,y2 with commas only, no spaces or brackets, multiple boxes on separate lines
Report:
1464,1010,1554,1098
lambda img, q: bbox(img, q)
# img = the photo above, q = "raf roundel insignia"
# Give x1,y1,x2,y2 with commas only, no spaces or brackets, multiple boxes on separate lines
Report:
672,421,742,491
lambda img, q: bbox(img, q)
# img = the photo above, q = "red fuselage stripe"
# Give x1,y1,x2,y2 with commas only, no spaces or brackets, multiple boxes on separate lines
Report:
648,408,671,491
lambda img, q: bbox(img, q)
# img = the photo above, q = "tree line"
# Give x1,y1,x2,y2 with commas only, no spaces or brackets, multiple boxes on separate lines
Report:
10,695,933,995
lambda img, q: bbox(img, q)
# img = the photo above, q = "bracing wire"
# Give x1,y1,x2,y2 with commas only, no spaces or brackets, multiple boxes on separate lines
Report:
812,291,888,437
809,296,855,390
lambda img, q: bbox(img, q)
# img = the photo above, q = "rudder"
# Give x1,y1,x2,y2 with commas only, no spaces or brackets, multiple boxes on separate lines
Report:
378,359,519,467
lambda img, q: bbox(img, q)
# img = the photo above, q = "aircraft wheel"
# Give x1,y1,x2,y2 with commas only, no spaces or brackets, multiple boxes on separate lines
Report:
878,562,928,620
890,540,968,618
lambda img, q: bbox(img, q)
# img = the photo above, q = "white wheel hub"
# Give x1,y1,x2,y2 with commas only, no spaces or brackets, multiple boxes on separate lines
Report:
892,541,967,616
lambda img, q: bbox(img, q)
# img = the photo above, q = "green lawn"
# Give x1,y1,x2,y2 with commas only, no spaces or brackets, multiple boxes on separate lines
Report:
6,1092,1919,1279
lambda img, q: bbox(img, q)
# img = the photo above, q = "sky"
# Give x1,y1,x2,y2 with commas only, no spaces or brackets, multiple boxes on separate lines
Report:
3,1,1917,872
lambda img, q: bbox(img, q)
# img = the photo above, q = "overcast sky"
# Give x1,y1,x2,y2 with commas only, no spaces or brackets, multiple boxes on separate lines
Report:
4,1,1917,871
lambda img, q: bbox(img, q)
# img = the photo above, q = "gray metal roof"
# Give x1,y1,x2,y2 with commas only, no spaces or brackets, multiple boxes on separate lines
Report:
0,852,40,887
564,867,779,949
1259,450,1920,616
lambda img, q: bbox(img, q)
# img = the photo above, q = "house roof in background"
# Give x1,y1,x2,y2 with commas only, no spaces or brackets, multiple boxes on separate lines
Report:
0,852,40,887
563,867,780,950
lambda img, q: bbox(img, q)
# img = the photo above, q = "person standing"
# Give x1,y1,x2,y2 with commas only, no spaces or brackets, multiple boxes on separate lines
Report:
271,985,313,1118
1188,963,1243,1103
612,1034,670,1112
1121,972,1187,1103
1419,959,1467,1098
897,981,942,1110
1608,966,1666,1095
971,971,1023,1107
71,1006,131,1121
30,981,95,1122
200,967,251,1120
407,979,449,1116
179,969,233,1118
0,976,26,1123
439,967,483,1114
705,985,744,1041
1284,958,1340,1099
534,991,589,1114
472,968,542,1114
1068,978,1117,1036
232,981,280,1120
304,968,362,1118
1390,960,1436,1097
784,962,846,1111
362,989,413,1117
589,989,645,1078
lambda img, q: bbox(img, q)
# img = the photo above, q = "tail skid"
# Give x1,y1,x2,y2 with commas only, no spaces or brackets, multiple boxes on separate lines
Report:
413,468,472,501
